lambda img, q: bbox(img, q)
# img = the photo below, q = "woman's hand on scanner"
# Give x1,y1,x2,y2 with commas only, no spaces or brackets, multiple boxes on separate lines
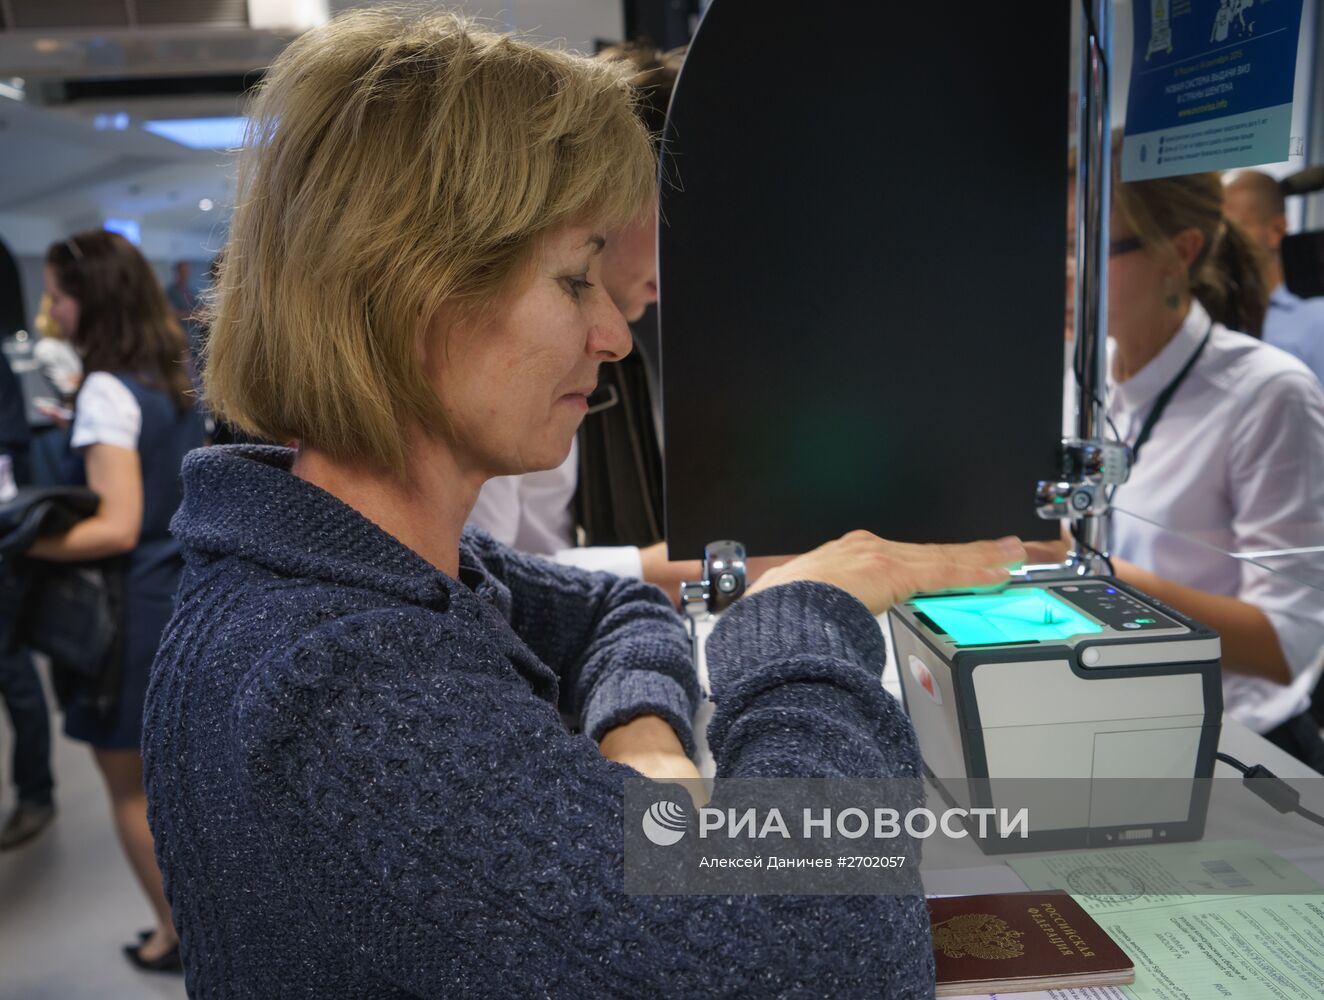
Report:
745,530,1026,616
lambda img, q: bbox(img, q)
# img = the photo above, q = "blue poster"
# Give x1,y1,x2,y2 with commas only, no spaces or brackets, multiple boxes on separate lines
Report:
1123,0,1304,180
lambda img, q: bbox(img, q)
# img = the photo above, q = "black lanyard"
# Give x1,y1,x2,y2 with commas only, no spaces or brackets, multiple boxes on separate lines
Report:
1128,322,1214,467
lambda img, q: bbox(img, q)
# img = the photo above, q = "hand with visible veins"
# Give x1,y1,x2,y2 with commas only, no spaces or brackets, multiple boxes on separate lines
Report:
746,530,1026,615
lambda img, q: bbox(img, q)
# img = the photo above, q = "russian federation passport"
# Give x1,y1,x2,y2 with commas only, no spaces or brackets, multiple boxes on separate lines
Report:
928,891,1134,996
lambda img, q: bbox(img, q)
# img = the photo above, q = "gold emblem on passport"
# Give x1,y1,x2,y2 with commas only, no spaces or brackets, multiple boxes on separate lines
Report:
932,914,1026,960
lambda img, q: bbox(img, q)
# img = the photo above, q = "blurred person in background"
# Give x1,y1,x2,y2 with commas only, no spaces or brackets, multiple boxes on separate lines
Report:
466,42,678,586
167,260,206,366
0,347,56,850
467,42,788,601
27,229,205,972
1042,155,1324,771
1223,169,1324,387
33,293,83,399
165,260,196,323
27,293,83,484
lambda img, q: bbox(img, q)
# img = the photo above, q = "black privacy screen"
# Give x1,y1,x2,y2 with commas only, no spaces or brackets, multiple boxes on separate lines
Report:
1283,231,1324,299
658,1,1070,559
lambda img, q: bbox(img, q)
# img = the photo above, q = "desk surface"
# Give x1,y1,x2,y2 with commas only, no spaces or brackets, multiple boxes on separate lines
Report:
688,614,1323,999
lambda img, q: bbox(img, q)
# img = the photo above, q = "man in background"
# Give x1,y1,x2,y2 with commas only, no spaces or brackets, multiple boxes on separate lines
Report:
1224,170,1324,385
165,261,196,322
167,260,209,367
467,43,690,596
466,43,790,601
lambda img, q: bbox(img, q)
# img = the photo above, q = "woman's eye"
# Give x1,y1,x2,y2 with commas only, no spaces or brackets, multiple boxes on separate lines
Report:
562,275,594,300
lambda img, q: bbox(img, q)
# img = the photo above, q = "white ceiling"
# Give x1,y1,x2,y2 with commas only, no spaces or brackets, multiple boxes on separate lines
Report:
0,88,243,259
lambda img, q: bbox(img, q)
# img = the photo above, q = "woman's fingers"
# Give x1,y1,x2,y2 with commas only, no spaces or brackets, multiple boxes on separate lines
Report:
926,536,1026,569
744,532,1025,616
880,536,1025,570
905,560,1011,599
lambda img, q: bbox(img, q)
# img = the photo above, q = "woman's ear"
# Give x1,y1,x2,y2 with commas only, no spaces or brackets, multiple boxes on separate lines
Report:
1170,227,1206,271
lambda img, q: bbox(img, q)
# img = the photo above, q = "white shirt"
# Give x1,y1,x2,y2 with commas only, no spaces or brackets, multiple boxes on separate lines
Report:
1107,299,1324,733
71,372,141,451
466,439,644,579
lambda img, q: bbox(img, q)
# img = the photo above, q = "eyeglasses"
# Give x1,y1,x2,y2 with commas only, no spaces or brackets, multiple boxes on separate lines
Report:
1108,236,1144,257
1066,235,1146,261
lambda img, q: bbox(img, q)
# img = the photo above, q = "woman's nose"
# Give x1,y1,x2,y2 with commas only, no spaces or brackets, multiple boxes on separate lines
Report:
587,294,632,362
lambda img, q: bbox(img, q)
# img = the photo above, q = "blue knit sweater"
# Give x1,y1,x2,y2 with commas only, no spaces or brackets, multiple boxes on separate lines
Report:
144,445,935,998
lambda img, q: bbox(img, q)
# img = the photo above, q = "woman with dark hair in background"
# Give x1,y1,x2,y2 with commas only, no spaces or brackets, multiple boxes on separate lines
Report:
29,229,205,972
1044,155,1324,770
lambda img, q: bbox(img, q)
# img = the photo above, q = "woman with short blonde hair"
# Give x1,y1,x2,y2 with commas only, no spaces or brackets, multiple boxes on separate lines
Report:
145,11,1021,996
206,11,654,473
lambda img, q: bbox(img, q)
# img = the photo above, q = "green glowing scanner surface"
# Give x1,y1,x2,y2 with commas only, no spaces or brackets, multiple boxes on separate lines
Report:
910,588,1104,646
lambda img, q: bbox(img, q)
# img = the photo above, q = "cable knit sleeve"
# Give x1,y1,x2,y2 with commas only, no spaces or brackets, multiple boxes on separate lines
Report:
236,606,933,998
705,581,922,782
463,529,700,755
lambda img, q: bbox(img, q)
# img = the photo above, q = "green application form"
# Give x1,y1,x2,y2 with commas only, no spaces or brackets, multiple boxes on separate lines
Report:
1009,841,1324,999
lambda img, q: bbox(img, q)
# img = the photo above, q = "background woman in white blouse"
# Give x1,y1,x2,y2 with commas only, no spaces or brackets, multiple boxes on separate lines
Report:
1041,154,1324,771
30,230,205,971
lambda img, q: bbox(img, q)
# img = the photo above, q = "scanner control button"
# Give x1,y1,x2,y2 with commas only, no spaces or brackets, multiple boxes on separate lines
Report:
1082,648,1101,666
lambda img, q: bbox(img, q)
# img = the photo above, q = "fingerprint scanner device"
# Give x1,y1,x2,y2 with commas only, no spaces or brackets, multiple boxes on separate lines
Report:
889,578,1222,854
